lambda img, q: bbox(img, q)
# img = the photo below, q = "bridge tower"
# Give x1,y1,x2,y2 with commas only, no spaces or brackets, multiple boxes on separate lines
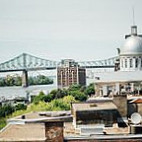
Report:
22,70,28,87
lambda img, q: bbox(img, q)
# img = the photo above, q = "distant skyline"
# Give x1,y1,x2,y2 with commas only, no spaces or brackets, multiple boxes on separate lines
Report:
0,0,142,63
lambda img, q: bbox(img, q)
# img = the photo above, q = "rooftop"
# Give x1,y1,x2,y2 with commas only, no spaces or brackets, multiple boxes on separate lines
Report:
0,123,46,142
72,102,117,111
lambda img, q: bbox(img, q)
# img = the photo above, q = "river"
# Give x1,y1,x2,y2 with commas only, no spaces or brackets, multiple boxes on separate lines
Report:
0,77,94,100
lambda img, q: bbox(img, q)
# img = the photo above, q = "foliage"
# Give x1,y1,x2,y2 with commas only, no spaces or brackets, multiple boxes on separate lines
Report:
49,88,68,99
84,83,95,96
0,118,6,130
68,84,81,91
43,94,54,103
32,83,95,104
0,104,14,118
28,101,49,111
32,91,45,104
15,104,27,111
0,74,53,87
23,95,76,112
28,75,53,86
0,103,28,130
0,75,22,86
69,91,87,101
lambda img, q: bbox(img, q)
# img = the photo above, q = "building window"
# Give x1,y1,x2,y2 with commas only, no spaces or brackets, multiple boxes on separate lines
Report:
125,59,127,68
130,58,133,68
141,58,142,67
136,58,138,68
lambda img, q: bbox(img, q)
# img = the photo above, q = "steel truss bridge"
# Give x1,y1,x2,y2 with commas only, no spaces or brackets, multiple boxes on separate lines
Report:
0,53,118,72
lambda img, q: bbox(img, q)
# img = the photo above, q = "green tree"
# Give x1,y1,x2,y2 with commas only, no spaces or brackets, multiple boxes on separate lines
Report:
85,83,95,96
68,84,81,91
43,94,54,102
69,91,87,101
33,91,45,104
0,104,14,117
15,104,27,111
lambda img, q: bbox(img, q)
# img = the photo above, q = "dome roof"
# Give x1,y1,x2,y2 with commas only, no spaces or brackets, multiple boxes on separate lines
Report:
120,35,142,55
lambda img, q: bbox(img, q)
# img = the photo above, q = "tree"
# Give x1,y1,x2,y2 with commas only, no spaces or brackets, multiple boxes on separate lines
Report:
56,89,68,99
15,104,27,111
43,94,54,102
33,91,45,104
69,91,87,101
0,104,14,118
68,84,81,91
85,83,95,96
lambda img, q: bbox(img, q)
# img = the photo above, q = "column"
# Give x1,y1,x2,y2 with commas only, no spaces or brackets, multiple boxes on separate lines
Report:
102,85,108,96
22,70,28,87
131,83,134,92
115,83,120,95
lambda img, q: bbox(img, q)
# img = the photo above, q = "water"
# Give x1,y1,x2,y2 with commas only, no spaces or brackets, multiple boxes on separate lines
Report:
0,78,94,100
0,76,58,100
0,84,57,100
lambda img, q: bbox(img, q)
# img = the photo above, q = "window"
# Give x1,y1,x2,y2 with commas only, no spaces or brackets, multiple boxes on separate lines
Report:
136,58,138,68
125,59,127,68
130,59,133,68
141,58,142,67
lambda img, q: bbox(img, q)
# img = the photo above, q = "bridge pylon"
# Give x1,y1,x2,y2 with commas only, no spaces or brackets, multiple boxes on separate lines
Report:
22,70,28,87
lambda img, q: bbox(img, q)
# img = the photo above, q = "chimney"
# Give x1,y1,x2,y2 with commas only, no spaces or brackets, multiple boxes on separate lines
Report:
45,121,64,142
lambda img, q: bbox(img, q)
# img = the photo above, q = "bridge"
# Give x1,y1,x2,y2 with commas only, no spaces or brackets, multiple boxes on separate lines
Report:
0,53,118,87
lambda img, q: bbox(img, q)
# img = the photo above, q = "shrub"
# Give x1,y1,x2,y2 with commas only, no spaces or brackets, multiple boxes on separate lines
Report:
0,118,6,130
15,104,27,111
0,104,14,118
69,91,87,101
33,91,45,104
85,83,95,96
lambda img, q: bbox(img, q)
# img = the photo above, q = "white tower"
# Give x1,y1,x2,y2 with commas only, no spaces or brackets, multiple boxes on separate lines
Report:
119,26,142,71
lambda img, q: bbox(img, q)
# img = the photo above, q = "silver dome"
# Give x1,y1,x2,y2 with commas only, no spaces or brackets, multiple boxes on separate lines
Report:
120,35,142,55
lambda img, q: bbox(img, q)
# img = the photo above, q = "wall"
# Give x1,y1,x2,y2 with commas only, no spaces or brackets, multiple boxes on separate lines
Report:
113,95,127,117
45,121,64,142
75,109,117,127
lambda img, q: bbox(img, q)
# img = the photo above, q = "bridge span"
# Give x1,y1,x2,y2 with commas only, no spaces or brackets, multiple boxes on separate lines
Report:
0,53,118,87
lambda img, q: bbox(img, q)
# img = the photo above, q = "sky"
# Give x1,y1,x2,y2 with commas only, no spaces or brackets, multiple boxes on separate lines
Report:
0,0,142,63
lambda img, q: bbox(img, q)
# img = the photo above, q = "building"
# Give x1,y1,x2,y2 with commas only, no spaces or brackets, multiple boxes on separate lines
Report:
95,25,142,96
57,59,86,88
1,96,142,141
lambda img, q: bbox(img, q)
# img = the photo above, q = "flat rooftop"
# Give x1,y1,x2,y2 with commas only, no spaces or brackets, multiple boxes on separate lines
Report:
0,123,46,141
72,102,117,111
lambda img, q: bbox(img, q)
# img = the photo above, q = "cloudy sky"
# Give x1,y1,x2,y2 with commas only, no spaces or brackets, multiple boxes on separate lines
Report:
0,0,142,62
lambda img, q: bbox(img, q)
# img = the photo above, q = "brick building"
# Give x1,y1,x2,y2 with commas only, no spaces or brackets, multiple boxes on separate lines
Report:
57,59,86,88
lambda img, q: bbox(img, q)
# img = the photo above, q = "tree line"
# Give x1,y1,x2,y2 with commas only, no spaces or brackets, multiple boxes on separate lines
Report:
0,74,53,87
32,83,95,104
